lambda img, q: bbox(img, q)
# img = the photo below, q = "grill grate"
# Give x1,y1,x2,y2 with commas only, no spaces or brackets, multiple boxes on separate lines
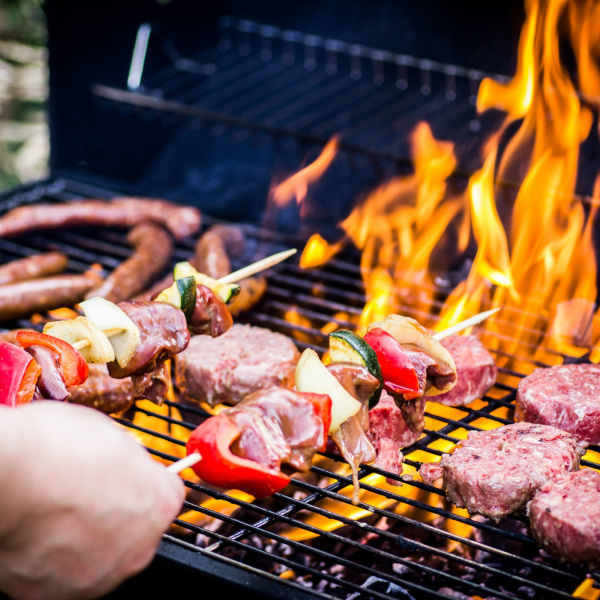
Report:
1,179,599,599
92,16,508,177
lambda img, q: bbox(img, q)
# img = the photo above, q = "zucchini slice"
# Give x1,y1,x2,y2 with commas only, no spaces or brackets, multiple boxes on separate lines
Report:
329,329,383,382
44,317,115,364
173,261,240,304
78,297,141,368
155,276,197,319
295,348,361,433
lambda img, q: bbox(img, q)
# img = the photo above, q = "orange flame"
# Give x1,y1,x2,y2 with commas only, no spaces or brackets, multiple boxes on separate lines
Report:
271,137,339,208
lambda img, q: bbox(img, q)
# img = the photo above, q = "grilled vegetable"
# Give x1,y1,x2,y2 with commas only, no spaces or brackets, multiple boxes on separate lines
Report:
363,328,420,398
329,330,382,380
154,276,197,319
0,341,41,406
43,317,115,364
295,348,361,433
14,330,88,387
78,297,141,369
173,261,240,304
367,315,456,395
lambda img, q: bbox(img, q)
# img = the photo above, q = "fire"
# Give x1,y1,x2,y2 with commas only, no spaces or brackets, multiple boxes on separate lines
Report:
286,0,600,555
271,136,339,210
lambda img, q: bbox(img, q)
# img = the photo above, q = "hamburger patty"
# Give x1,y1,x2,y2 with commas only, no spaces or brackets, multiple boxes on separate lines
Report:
528,469,600,565
516,363,600,443
426,334,497,407
420,423,585,520
174,324,299,406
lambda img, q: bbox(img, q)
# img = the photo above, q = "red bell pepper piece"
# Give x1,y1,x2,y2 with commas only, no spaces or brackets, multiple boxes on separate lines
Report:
14,330,88,387
302,392,331,449
0,341,41,406
363,328,420,397
187,414,291,498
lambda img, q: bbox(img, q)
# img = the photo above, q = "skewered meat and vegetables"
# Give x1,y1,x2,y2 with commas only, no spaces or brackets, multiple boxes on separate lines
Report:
516,363,600,444
26,345,69,401
527,469,600,565
295,348,362,433
86,223,173,303
175,323,299,406
0,197,201,240
419,423,585,520
0,271,101,322
0,252,68,285
186,387,331,497
425,334,497,407
0,340,41,406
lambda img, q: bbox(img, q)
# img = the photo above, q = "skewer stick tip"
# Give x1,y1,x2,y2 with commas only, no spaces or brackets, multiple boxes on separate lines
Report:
166,452,202,474
434,307,501,341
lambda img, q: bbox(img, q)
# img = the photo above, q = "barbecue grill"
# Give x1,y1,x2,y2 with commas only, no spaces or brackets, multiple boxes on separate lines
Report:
1,1,599,598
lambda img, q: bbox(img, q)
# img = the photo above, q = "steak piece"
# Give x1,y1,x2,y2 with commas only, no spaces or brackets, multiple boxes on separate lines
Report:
423,422,585,520
367,391,425,476
175,324,299,406
528,469,600,565
426,334,497,407
516,363,600,444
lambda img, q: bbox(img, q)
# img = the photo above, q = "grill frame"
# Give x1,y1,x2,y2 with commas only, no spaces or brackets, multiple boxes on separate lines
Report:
1,178,599,599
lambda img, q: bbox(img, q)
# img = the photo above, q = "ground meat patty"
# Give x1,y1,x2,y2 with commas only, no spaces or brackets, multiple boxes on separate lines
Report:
367,391,425,475
175,323,299,406
426,334,497,407
426,423,585,520
516,363,600,444
528,469,600,565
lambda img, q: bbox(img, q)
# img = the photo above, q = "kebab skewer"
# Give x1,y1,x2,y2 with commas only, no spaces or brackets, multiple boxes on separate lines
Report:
0,250,297,408
170,308,499,493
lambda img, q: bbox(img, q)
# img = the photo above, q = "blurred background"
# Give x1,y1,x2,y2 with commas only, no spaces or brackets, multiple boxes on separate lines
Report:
0,0,47,191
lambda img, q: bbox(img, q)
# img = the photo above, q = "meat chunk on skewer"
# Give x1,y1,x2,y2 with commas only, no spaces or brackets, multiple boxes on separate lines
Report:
419,423,585,520
367,391,424,475
516,363,600,444
175,324,299,406
0,197,201,240
86,223,173,303
528,469,600,565
425,334,497,407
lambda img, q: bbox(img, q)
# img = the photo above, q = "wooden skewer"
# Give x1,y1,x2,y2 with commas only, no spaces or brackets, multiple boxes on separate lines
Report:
433,307,500,341
167,452,202,474
218,248,297,284
70,249,299,351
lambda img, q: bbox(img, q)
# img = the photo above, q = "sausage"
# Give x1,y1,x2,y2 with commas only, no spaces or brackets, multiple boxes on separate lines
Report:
193,225,245,277
68,364,134,414
0,252,68,285
0,197,201,240
0,271,102,322
86,223,173,303
228,276,267,316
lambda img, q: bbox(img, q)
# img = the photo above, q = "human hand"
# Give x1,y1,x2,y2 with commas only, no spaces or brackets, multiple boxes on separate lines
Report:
0,401,184,599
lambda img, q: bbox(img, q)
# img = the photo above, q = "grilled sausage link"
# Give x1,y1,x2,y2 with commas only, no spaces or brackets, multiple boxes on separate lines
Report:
87,223,173,303
0,197,201,240
0,271,102,322
194,225,245,277
0,252,68,286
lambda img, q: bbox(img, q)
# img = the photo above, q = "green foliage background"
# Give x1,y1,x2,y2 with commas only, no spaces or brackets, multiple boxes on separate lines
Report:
0,0,47,191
